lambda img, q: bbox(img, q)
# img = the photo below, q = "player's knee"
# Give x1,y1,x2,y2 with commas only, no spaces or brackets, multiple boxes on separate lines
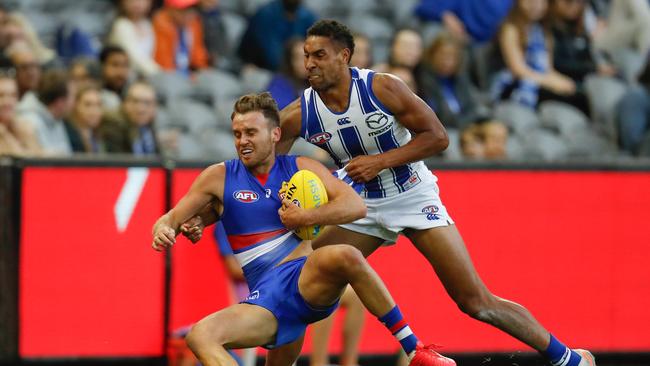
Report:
334,245,366,274
319,245,366,277
186,321,223,352
455,291,497,322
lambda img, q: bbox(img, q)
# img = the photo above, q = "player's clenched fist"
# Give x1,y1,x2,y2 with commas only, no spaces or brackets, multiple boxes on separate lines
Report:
152,225,176,251
278,198,310,230
180,215,204,243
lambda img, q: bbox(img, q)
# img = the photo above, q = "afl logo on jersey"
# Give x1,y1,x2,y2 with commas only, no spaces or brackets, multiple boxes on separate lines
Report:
234,190,259,203
308,132,332,145
365,112,389,130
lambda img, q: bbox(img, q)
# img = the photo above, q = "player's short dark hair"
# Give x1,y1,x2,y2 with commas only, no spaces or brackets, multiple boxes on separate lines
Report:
99,45,127,65
231,92,280,128
37,69,69,106
307,19,355,63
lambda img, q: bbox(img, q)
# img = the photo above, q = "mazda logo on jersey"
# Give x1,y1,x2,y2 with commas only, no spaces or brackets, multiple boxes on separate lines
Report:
365,112,389,130
308,132,332,145
234,190,259,203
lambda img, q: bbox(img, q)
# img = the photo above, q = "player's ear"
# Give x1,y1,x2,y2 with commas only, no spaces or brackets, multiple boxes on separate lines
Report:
271,126,281,143
341,47,351,64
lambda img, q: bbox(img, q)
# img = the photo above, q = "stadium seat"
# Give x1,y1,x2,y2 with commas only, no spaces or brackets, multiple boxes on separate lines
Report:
538,101,589,137
584,75,627,145
148,72,194,106
193,69,244,107
240,66,273,93
493,101,541,135
222,12,247,54
166,99,218,136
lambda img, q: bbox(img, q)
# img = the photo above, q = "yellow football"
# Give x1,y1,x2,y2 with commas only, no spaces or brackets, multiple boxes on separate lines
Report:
284,170,328,240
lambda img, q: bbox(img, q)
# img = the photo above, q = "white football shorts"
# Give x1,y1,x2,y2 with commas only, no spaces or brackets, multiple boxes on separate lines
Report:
338,169,454,243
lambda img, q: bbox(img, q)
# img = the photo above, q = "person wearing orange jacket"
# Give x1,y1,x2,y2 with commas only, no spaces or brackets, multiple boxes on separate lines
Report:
152,0,208,74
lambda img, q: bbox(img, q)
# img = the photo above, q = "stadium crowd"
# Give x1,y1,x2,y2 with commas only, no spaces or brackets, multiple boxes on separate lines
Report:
0,0,649,162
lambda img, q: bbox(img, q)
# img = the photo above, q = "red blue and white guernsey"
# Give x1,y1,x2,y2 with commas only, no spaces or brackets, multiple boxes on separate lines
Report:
300,67,435,199
220,155,302,289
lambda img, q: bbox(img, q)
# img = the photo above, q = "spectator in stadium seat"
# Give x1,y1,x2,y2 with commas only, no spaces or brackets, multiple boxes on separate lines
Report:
415,0,514,44
266,38,308,109
153,0,209,75
0,13,55,65
108,0,161,77
69,57,101,91
616,57,650,156
9,45,41,112
418,32,488,130
375,29,423,73
594,0,650,62
198,0,239,72
18,69,74,156
549,0,617,84
237,0,316,71
64,85,105,153
99,45,131,110
350,33,372,69
0,72,40,157
99,81,164,155
493,0,583,111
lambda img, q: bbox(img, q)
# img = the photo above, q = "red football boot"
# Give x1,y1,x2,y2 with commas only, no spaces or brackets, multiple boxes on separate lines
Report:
408,342,456,366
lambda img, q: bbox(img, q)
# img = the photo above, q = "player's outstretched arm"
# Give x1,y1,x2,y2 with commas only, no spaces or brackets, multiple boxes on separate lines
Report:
345,73,449,182
279,156,366,230
277,97,302,155
152,164,225,251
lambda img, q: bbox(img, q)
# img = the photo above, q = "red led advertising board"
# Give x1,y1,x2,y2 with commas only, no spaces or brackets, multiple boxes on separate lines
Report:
17,167,650,358
19,167,167,358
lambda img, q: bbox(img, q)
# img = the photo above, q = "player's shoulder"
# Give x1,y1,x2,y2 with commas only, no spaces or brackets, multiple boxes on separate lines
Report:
201,162,226,180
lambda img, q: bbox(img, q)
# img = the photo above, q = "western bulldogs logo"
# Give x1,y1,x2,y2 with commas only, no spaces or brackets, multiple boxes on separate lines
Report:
246,290,260,300
308,132,332,145
422,205,440,220
233,190,259,203
365,112,389,130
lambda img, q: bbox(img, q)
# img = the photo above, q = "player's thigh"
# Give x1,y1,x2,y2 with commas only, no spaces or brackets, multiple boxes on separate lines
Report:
404,225,489,299
312,225,383,257
189,303,278,349
265,335,304,366
298,244,364,307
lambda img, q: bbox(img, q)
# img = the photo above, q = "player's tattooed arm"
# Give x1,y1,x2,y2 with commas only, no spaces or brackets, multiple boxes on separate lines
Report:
277,97,302,155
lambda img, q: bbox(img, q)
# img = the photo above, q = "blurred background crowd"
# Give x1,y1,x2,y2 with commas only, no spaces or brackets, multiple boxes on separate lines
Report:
1,0,650,163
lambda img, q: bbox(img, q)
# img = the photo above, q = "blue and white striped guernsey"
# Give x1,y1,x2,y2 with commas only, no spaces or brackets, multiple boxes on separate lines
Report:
300,67,432,199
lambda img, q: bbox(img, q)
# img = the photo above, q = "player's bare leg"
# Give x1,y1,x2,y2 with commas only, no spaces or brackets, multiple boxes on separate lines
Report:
299,244,455,366
185,304,279,366
310,313,335,366
311,225,384,256
265,336,304,366
404,225,550,349
339,287,365,366
310,285,365,366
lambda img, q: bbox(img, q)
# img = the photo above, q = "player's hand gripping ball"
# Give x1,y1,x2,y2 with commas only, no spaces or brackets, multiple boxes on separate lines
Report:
280,170,328,240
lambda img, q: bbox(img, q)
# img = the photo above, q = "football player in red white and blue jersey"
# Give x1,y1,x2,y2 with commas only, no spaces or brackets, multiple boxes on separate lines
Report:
275,19,596,366
152,92,455,366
